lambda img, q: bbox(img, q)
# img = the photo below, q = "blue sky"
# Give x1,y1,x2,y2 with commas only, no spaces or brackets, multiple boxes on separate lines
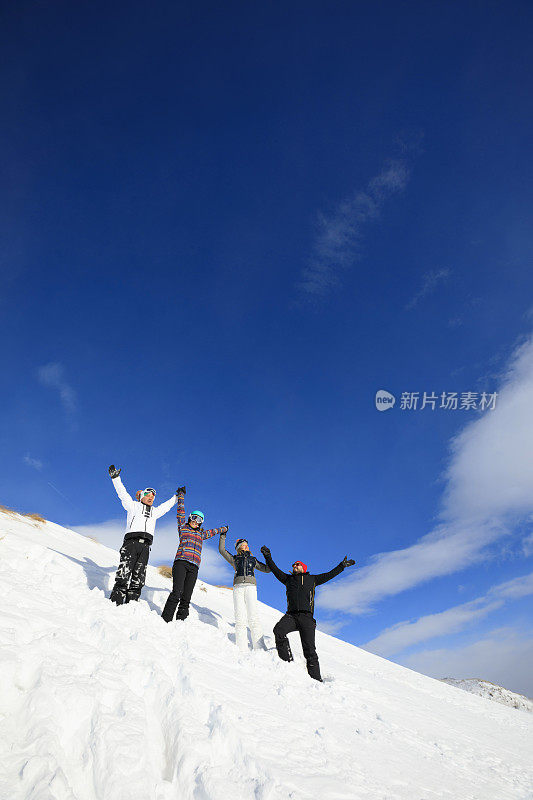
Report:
2,1,533,695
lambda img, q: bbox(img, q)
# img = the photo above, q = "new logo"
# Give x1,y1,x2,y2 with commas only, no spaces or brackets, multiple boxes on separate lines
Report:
375,390,396,411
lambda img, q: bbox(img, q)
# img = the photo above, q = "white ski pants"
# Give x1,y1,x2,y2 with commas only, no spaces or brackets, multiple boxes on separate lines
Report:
233,583,263,651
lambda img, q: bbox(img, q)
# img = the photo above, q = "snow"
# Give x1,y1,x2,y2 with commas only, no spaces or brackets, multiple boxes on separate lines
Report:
1,508,532,800
441,679,533,714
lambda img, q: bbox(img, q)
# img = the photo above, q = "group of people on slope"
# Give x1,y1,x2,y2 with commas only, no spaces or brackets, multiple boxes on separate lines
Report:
107,465,355,682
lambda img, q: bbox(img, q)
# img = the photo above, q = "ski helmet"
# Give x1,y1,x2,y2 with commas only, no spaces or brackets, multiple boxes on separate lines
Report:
235,538,248,551
189,510,204,523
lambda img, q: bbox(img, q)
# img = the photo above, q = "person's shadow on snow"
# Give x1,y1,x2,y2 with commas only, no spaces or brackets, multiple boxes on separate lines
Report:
50,550,116,594
51,550,233,623
53,551,170,614
190,602,223,627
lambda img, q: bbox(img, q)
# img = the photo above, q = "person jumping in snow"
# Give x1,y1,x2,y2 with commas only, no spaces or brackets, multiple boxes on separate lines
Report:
218,534,270,652
161,487,228,623
108,465,179,605
260,547,355,681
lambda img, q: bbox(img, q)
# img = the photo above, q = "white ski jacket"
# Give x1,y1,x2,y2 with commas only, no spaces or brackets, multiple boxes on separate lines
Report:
112,476,177,543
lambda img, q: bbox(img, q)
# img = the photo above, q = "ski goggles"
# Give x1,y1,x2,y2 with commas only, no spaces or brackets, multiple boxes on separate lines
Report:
142,488,156,497
189,514,204,524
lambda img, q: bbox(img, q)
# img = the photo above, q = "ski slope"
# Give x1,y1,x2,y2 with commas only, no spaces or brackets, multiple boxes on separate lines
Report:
1,508,532,800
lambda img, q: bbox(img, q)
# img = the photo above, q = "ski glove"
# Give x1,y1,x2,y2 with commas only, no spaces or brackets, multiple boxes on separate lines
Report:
342,556,356,568
108,465,121,479
220,526,229,534
176,486,186,495
261,546,271,558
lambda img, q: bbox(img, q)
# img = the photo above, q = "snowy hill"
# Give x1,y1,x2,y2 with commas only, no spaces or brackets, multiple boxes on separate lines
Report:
1,508,532,800
441,678,533,714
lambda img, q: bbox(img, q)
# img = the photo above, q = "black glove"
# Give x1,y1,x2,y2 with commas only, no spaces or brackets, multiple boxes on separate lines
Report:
176,486,186,495
342,556,355,568
220,526,229,534
261,546,271,558
108,465,121,479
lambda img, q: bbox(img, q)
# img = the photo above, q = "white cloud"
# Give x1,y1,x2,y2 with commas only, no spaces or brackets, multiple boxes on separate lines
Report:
495,571,533,599
37,362,77,418
72,518,234,585
316,619,347,636
401,627,533,699
197,544,234,585
363,599,500,657
321,334,533,614
523,532,533,557
23,454,43,471
405,268,450,311
298,159,410,297
362,571,533,657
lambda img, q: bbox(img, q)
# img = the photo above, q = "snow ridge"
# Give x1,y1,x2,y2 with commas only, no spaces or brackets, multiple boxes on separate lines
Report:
1,508,532,800
440,678,533,714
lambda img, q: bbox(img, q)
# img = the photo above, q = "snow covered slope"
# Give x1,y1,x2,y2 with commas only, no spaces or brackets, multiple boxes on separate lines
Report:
441,679,533,714
1,508,532,800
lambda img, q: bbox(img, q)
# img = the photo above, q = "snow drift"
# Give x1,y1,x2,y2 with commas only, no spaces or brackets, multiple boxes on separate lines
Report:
0,508,532,800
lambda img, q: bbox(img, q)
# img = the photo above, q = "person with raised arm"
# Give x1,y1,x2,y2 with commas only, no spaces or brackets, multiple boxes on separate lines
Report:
218,534,270,651
161,486,228,622
260,546,355,681
108,464,178,605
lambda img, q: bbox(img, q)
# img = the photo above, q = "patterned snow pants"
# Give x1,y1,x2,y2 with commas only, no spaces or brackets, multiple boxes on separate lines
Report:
110,537,150,605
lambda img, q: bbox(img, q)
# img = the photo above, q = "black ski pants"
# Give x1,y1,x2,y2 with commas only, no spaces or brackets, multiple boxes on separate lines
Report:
273,612,322,681
110,537,150,605
161,559,199,622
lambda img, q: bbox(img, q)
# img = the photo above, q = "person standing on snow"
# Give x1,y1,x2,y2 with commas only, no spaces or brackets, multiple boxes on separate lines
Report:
260,546,356,681
161,486,228,622
108,465,179,605
218,534,270,651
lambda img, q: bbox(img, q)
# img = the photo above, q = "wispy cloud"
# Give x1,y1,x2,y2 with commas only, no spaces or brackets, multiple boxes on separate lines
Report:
320,334,533,615
362,571,533,657
72,518,234,584
298,159,410,297
37,362,77,419
317,619,348,636
23,453,43,471
405,268,451,311
402,627,533,698
523,531,533,557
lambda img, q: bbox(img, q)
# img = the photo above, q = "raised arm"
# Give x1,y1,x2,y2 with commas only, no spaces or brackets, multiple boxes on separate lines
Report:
176,487,186,532
109,466,134,513
153,493,177,520
261,547,289,584
254,556,271,573
314,556,355,586
218,532,235,566
202,525,228,541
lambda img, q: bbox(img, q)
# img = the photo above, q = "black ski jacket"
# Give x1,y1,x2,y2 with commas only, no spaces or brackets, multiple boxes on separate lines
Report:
263,552,345,615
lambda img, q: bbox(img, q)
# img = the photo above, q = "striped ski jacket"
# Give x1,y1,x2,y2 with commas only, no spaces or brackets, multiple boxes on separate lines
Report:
174,490,225,567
